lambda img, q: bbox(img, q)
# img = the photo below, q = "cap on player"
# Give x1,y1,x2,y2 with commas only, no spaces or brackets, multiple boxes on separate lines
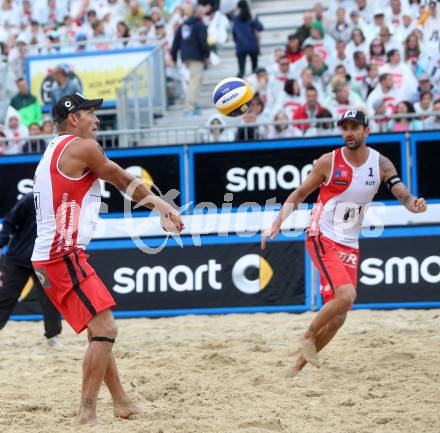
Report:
52,93,103,124
337,109,369,127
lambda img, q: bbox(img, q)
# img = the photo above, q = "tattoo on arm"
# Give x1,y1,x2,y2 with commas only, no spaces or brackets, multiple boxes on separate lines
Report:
379,155,413,207
379,154,398,181
390,183,413,207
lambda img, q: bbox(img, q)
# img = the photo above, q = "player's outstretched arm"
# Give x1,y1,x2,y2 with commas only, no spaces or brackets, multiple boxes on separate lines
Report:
76,139,184,233
261,153,331,249
379,154,427,213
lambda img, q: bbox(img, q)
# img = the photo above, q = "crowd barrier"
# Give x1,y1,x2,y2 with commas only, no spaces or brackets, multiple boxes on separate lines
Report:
2,132,439,319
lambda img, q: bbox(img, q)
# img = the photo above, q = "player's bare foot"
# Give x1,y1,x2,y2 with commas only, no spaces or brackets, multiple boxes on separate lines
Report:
286,356,307,378
76,398,98,425
113,398,141,419
300,336,321,368
76,411,98,425
285,365,301,378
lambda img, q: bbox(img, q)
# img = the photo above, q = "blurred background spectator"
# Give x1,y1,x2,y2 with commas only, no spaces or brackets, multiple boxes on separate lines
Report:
50,65,82,106
293,86,324,132
266,110,302,139
232,0,263,78
423,98,440,130
388,100,423,132
172,3,209,116
3,108,29,154
202,113,235,142
304,107,336,136
23,122,47,153
204,2,229,52
236,93,269,141
10,78,42,127
41,118,54,136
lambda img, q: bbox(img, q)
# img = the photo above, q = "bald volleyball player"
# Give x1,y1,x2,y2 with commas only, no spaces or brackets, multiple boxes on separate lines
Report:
31,93,184,424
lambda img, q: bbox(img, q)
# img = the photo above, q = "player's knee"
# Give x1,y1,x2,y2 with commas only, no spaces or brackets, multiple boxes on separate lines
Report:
336,285,355,310
330,313,347,330
89,310,118,339
93,319,118,340
340,295,354,311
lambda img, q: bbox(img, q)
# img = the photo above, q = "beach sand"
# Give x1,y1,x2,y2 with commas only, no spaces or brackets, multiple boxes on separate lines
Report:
1,309,439,433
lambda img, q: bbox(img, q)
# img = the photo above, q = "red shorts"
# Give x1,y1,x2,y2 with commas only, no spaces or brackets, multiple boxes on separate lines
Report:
306,234,359,304
32,248,116,334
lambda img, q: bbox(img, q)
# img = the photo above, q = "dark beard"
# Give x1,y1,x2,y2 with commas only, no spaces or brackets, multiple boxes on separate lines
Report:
345,138,363,150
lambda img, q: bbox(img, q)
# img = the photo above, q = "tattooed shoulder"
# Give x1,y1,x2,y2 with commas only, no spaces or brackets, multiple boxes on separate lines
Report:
379,154,397,180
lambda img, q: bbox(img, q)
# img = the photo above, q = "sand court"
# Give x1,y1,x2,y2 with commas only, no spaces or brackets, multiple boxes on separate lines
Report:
1,309,439,433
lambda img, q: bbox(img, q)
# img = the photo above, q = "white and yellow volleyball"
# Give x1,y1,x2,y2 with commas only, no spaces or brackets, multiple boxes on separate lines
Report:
212,77,254,117
126,165,154,188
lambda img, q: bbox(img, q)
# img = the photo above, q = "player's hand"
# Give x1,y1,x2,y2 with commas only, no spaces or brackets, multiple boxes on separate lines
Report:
261,219,281,250
412,197,427,213
160,208,185,233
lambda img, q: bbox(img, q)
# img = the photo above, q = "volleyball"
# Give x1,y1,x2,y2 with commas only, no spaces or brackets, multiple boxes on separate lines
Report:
212,77,254,117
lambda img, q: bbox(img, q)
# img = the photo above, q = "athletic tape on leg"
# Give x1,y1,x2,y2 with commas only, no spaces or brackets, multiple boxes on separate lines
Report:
91,336,115,344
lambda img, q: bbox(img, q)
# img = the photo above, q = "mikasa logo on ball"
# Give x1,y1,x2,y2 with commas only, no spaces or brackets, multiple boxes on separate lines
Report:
222,92,239,104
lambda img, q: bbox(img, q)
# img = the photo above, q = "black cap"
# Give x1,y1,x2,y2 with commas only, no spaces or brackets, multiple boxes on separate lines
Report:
52,93,103,124
337,109,369,127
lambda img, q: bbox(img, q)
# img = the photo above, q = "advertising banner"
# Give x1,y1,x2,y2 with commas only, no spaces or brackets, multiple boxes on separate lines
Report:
86,236,309,315
356,229,440,306
0,154,40,219
10,228,440,319
102,147,185,215
25,48,153,109
189,135,406,209
410,132,440,200
0,147,185,219
315,227,440,309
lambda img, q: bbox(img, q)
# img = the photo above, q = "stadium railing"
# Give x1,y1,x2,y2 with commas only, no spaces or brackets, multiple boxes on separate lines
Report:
0,111,438,153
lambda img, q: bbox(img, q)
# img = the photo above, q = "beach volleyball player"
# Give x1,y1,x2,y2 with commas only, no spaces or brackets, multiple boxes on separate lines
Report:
31,93,184,424
262,109,427,376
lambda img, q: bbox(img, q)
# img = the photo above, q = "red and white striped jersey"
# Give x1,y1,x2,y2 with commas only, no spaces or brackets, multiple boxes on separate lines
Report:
307,147,381,248
32,134,101,261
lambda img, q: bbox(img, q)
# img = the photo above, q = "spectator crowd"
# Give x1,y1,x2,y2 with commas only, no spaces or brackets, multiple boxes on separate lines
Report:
0,0,440,151
226,0,440,142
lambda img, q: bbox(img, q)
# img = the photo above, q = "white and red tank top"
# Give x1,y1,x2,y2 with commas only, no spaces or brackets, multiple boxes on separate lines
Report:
32,134,101,261
307,147,380,248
